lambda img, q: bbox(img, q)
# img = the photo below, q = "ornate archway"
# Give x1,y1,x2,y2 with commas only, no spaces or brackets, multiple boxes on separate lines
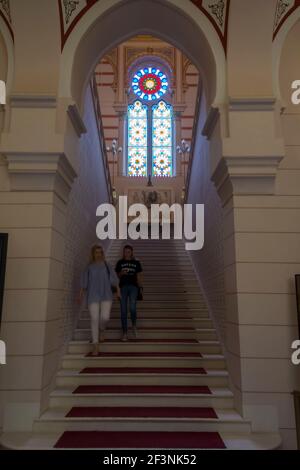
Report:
58,0,227,110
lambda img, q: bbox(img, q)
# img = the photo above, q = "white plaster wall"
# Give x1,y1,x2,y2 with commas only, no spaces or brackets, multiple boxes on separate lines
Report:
60,84,112,347
186,95,227,345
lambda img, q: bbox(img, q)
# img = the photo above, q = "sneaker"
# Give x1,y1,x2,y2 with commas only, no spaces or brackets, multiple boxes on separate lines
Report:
121,333,128,342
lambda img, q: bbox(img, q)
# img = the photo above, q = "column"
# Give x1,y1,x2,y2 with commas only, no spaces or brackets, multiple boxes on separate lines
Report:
0,96,78,431
210,98,300,434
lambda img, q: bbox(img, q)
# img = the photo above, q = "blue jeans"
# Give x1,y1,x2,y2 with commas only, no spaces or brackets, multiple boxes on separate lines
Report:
120,284,138,333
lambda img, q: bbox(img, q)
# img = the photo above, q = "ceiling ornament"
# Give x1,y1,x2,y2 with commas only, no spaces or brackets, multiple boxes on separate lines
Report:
58,0,99,50
190,0,230,52
273,0,300,40
0,0,13,41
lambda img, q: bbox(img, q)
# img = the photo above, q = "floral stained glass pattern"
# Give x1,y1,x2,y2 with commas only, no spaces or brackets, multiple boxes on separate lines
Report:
132,67,169,102
127,101,148,176
152,101,173,177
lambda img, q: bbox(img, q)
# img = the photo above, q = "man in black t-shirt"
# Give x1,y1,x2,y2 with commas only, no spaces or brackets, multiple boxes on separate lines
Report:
115,245,143,341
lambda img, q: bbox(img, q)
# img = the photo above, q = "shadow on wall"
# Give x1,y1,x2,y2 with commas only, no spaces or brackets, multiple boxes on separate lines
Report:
60,84,113,350
186,91,226,347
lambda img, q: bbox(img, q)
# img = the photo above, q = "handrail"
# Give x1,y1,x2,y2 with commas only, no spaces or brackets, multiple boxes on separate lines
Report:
0,233,8,332
296,275,300,340
293,391,300,450
293,275,300,449
184,82,203,204
90,75,114,204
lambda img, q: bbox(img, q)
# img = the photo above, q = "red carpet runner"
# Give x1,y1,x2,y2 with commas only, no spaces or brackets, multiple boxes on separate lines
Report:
54,431,226,449
85,351,203,357
72,385,211,394
66,406,218,419
80,367,207,374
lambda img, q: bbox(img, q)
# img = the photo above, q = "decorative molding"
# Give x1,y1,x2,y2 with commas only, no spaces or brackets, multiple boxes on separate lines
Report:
212,155,284,206
58,0,99,50
273,0,300,40
67,103,87,137
207,0,225,28
202,106,220,138
97,51,118,92
0,0,10,21
10,94,57,108
190,0,230,52
125,46,175,71
173,103,187,114
228,98,277,112
113,102,127,117
63,0,80,25
5,153,77,203
0,0,14,41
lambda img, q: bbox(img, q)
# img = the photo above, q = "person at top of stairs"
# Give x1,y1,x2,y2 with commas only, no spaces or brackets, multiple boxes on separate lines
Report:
116,244,143,342
78,244,120,356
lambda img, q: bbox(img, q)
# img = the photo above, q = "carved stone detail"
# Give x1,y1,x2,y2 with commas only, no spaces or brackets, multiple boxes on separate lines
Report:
63,0,80,25
208,0,225,28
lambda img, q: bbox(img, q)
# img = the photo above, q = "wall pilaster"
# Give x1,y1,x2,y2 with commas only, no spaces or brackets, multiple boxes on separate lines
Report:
0,98,78,431
208,98,300,435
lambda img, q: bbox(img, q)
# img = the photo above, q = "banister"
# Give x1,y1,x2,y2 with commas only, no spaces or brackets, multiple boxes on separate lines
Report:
293,275,300,449
90,75,114,205
184,82,203,204
0,233,8,332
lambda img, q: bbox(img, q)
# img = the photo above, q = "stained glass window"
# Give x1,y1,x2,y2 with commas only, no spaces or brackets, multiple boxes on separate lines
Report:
132,67,169,102
127,64,174,177
152,101,173,177
127,100,148,177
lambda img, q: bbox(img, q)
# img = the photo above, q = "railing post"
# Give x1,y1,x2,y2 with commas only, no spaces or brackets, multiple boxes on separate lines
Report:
0,233,8,333
293,275,300,449
90,75,114,205
295,275,300,340
293,392,300,450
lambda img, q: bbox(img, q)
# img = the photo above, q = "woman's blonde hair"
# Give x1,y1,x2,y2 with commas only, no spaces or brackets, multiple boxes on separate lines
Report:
89,244,105,263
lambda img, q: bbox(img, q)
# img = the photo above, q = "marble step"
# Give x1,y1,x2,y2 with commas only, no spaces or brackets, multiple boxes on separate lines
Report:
73,328,216,345
33,408,251,434
111,300,207,307
49,386,235,409
68,340,222,355
77,318,213,329
56,368,228,387
80,305,210,327
0,431,282,450
61,353,225,369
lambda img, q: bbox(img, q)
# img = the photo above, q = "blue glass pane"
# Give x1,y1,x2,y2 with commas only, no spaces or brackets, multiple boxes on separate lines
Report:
132,66,169,102
152,101,173,177
127,101,147,176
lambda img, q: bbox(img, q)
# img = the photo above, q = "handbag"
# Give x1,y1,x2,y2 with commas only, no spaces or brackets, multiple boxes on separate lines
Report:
104,261,118,294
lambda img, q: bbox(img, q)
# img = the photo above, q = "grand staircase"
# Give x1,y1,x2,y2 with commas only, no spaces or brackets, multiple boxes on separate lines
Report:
1,238,281,449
